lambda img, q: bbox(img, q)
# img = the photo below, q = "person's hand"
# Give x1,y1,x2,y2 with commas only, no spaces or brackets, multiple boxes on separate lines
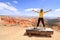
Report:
44,9,52,13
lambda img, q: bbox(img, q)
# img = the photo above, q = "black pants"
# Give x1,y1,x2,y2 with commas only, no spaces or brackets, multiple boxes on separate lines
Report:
37,18,45,27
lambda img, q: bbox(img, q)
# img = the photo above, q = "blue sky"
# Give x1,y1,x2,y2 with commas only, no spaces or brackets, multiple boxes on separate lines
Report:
0,0,60,18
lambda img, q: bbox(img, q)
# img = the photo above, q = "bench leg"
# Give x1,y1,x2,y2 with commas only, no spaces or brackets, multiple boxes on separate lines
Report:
47,34,51,37
29,33,31,37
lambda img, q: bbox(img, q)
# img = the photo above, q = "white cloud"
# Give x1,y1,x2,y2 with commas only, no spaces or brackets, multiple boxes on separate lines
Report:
0,2,20,15
55,9,60,17
13,0,18,4
6,2,11,5
24,8,60,18
24,8,40,12
52,9,60,17
0,2,18,11
56,13,60,17
55,9,60,12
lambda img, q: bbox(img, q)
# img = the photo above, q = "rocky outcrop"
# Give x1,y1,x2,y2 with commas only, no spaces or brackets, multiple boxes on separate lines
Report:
0,16,37,27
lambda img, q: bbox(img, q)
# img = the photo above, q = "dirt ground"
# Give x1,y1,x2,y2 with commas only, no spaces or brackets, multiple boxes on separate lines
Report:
0,26,60,40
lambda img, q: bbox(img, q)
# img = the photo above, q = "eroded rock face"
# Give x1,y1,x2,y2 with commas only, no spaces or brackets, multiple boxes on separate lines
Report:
0,16,37,27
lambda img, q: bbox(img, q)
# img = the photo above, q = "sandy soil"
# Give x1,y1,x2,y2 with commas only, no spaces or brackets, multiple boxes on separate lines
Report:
0,26,60,40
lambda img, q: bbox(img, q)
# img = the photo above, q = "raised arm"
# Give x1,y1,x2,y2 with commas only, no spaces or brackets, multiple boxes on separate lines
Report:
44,9,52,13
32,10,39,13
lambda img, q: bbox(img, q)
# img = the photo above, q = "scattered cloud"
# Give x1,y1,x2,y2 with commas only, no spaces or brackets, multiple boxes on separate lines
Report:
55,9,60,12
24,8,40,12
24,8,60,18
13,0,18,4
5,2,11,5
47,9,60,17
0,2,20,15
0,2,18,11
0,2,60,18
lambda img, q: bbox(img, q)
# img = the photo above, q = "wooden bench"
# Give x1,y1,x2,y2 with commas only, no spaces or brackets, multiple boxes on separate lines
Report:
26,27,54,37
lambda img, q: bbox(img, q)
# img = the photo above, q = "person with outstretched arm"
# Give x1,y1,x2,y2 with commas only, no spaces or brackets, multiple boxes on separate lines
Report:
32,9,52,29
